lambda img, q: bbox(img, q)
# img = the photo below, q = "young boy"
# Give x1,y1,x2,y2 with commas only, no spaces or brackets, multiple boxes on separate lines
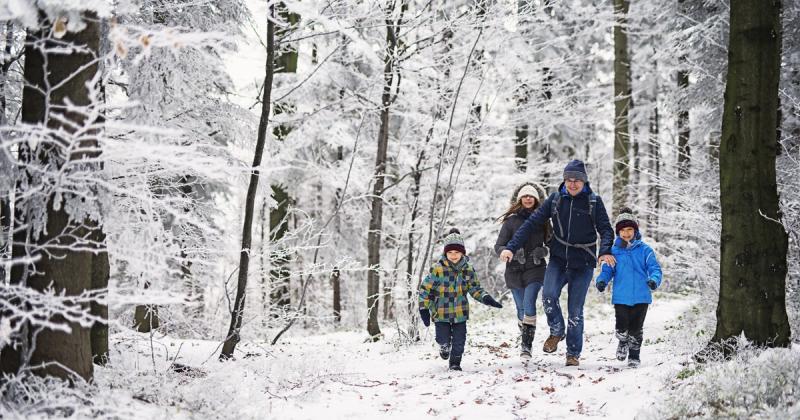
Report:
594,208,662,368
418,228,503,371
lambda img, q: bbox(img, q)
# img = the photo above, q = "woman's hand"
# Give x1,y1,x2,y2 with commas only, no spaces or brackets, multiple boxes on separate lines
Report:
499,249,513,262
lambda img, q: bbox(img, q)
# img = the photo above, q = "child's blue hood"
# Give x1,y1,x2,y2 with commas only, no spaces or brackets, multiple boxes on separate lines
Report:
613,230,643,250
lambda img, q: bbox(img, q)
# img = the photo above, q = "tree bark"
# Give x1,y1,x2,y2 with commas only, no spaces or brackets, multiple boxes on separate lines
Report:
1,12,102,382
677,65,691,179
648,106,660,239
220,5,275,360
269,3,299,315
613,0,632,214
366,1,406,340
712,0,790,350
332,267,341,323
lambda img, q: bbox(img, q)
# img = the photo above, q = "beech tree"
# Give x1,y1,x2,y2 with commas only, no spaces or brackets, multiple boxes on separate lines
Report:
711,0,791,351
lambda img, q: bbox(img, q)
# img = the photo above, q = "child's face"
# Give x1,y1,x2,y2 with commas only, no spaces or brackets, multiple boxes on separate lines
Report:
446,250,464,264
619,227,636,242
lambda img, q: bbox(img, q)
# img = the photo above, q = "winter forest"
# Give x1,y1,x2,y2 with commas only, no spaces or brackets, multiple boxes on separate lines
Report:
0,0,799,418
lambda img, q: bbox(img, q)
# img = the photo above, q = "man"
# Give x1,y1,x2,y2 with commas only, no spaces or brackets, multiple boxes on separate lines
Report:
500,159,615,366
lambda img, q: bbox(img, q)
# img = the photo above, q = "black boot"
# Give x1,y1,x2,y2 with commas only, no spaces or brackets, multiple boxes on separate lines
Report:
439,344,450,360
449,355,462,371
521,324,535,359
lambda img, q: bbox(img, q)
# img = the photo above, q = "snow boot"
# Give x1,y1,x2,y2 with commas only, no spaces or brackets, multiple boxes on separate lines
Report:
543,335,564,353
628,358,641,368
615,331,629,361
521,321,535,359
439,344,451,360
449,355,462,371
565,355,579,367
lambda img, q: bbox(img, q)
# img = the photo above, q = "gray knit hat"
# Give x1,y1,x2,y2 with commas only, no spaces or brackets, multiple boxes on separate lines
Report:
443,228,466,255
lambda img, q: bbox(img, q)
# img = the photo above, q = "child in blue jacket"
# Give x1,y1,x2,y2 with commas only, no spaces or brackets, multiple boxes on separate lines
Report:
595,208,662,368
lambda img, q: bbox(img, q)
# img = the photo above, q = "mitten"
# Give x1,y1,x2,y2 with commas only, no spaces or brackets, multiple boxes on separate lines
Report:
419,308,431,327
647,279,657,291
532,246,549,261
595,281,607,293
482,295,503,308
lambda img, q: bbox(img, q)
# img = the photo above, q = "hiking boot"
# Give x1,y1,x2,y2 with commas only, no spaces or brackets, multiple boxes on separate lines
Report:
565,355,580,366
616,340,629,361
449,355,462,371
439,344,450,360
543,335,564,353
628,358,640,368
520,324,535,360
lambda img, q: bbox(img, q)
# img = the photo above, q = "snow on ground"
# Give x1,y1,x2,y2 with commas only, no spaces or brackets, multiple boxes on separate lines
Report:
99,293,694,419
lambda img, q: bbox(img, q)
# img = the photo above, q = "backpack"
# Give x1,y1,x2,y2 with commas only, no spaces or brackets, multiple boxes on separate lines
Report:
549,192,598,259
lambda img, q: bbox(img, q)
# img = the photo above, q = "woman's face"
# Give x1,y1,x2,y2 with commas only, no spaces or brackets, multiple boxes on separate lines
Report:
520,195,537,209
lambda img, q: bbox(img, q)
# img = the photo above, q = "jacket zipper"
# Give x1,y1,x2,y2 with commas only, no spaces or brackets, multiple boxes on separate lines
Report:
566,197,574,268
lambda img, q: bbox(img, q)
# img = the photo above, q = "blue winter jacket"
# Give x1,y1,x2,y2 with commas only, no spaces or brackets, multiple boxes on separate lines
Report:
505,182,614,268
595,232,663,305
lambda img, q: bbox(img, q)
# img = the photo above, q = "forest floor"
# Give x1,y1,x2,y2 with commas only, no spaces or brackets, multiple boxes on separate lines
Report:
101,292,696,419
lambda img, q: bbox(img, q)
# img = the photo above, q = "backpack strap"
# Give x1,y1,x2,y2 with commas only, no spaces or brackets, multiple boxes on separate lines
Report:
550,191,599,259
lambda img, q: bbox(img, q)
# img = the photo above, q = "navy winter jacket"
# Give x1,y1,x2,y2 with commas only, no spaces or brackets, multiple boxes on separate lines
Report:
595,232,662,305
504,183,614,268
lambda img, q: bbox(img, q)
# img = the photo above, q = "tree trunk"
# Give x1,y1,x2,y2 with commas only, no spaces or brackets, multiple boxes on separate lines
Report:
648,106,660,239
220,5,275,360
514,85,529,172
677,65,691,179
269,3,299,315
90,226,109,365
0,13,101,382
366,1,405,340
712,0,790,350
612,0,632,214
0,23,14,283
332,267,341,323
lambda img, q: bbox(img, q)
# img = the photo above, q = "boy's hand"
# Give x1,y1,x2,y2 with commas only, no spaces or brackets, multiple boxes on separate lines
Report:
595,281,607,293
482,295,503,308
419,309,430,327
647,279,658,291
499,249,513,262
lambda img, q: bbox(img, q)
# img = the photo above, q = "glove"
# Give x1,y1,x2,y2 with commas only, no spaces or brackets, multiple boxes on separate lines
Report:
513,248,526,264
419,308,430,327
532,246,549,263
482,295,503,308
647,279,658,291
595,281,607,293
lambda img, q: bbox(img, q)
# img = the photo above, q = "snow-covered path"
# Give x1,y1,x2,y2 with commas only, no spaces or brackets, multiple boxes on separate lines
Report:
104,294,693,419
262,295,691,419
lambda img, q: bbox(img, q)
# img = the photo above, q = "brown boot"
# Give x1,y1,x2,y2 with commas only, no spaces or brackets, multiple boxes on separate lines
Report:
542,335,564,353
565,355,579,366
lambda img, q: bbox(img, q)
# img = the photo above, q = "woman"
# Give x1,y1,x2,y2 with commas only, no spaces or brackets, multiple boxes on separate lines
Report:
494,182,550,359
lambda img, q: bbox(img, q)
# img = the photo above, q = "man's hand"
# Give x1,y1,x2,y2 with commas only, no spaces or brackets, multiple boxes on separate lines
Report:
598,254,616,267
500,249,513,262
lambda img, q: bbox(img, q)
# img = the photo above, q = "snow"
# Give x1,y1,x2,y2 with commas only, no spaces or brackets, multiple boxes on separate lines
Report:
96,294,693,419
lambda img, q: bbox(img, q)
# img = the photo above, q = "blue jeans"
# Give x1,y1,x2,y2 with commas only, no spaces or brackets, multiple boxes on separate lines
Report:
435,321,467,358
542,261,594,357
510,281,543,321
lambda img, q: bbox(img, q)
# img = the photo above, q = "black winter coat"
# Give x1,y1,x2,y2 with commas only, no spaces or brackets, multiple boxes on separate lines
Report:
495,209,547,289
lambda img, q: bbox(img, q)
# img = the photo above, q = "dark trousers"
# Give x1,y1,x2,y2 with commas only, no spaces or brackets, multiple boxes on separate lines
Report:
435,321,467,358
614,303,649,360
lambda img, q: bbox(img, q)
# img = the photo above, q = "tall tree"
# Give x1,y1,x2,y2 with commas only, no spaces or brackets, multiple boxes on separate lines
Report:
220,4,276,360
1,11,103,381
712,0,790,351
366,0,407,340
269,2,300,315
612,0,632,213
677,58,691,179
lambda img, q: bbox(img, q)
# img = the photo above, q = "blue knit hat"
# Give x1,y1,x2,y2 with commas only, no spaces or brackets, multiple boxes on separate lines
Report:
563,159,588,182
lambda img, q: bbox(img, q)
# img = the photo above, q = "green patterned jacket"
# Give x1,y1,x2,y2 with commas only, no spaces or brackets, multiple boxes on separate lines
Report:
418,255,488,324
